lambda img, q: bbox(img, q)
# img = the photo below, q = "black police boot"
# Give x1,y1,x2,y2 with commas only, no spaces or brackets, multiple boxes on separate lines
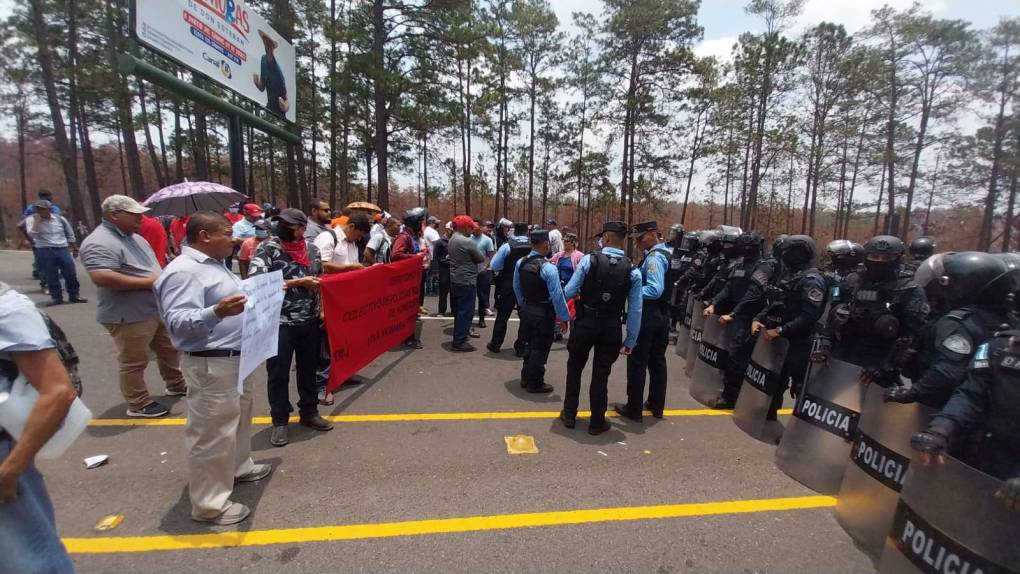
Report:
559,411,576,429
588,420,612,436
525,383,554,394
644,400,664,419
612,403,642,422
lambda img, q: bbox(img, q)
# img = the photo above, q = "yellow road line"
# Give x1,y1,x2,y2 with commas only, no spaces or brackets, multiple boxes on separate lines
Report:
63,495,834,554
88,408,794,426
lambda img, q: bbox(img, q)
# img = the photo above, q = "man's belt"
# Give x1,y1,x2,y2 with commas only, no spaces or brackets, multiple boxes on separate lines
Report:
187,349,241,358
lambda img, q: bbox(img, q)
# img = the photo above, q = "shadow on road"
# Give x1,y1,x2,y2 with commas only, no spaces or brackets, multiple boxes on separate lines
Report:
501,379,561,403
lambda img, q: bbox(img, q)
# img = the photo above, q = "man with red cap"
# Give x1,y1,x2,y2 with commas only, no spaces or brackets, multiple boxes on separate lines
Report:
228,203,263,271
448,215,485,351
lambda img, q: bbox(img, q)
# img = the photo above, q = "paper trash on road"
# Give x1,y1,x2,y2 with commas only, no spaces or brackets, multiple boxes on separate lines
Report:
94,514,124,531
83,455,109,469
504,434,538,454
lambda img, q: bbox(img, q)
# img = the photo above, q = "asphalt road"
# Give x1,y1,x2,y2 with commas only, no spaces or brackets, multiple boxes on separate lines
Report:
0,250,873,573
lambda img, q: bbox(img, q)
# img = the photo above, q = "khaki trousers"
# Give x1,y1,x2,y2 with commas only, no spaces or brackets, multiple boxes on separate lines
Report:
180,354,255,520
103,318,186,410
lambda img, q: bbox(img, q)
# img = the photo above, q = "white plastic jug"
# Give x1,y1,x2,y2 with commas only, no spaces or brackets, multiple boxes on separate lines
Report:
0,374,92,459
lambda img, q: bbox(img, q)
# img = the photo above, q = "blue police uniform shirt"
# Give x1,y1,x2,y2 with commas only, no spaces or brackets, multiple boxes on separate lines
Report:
491,236,529,273
512,250,571,322
640,242,670,300
563,246,644,349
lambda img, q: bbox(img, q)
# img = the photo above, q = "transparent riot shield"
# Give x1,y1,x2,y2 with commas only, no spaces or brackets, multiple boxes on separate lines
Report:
675,294,694,358
835,384,934,559
689,315,730,406
684,300,706,378
774,357,865,494
733,334,789,444
877,454,1020,573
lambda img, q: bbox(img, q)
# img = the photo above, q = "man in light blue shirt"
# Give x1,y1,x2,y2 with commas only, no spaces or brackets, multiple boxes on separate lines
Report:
22,200,85,306
155,212,269,526
559,221,643,435
473,223,496,327
616,220,673,422
487,222,532,355
513,230,571,393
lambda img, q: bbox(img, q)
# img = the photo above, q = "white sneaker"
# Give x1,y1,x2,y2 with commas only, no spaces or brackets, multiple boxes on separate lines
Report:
193,502,251,525
235,463,273,483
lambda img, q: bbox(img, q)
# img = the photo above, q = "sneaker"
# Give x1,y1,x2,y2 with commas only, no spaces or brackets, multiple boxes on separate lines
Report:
165,387,188,397
41,299,64,308
418,306,431,316
404,339,424,349
68,296,88,304
485,308,495,317
317,390,335,406
477,319,487,328
469,329,480,338
270,425,289,447
300,414,335,432
451,343,476,352
126,402,170,418
235,463,273,483
193,502,250,525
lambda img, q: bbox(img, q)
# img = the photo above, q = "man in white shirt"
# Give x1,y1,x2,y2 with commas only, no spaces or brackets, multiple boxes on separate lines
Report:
365,216,401,265
546,219,564,255
314,212,371,274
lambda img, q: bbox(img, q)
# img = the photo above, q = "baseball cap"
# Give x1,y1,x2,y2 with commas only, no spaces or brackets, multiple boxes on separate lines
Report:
102,194,150,215
452,215,476,229
33,199,53,210
242,203,264,217
272,208,308,226
253,218,272,231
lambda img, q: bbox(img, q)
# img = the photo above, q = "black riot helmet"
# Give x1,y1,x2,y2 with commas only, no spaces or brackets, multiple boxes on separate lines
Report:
909,236,936,261
680,230,703,252
915,252,1019,311
717,225,741,258
402,207,429,232
781,235,816,269
827,239,863,272
735,231,763,259
666,224,685,248
863,235,905,282
702,230,722,255
771,234,790,258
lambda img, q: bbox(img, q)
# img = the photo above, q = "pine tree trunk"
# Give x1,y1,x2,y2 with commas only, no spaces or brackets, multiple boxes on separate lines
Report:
153,88,171,181
173,96,185,182
527,82,537,224
329,0,339,210
979,89,1010,250
371,0,390,210
77,100,102,222
137,79,166,189
287,143,300,207
16,105,28,212
193,105,210,180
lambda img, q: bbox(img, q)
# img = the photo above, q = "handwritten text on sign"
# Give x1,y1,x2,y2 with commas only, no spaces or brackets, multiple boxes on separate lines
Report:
238,270,284,392
321,255,424,392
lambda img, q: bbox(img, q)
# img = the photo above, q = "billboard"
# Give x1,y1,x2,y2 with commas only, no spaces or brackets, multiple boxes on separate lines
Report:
133,0,297,123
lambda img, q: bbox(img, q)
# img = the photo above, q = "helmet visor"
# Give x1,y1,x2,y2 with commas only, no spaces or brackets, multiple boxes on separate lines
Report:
913,254,946,289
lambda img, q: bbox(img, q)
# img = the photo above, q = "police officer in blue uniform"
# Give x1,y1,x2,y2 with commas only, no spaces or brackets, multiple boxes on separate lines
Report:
704,231,764,408
911,327,1020,512
753,235,828,413
885,252,1017,408
513,230,572,393
615,221,671,421
488,222,532,355
559,222,643,435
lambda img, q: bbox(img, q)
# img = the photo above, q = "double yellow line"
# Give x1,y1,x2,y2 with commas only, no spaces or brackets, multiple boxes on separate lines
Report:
64,495,833,554
88,408,792,426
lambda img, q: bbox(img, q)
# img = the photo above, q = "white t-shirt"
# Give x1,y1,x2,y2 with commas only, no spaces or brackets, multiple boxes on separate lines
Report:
313,226,359,265
423,225,440,251
367,233,394,263
370,223,385,239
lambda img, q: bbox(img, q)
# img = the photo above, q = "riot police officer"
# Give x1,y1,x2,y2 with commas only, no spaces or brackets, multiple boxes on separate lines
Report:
699,225,743,302
824,239,864,280
614,221,671,421
488,222,532,355
903,236,936,275
911,327,1020,512
753,235,828,413
664,224,687,332
704,231,764,408
815,235,927,382
513,230,572,393
885,252,1018,408
682,229,723,297
560,222,643,435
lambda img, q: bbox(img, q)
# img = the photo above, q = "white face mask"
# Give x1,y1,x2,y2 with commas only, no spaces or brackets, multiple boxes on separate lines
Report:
597,238,604,249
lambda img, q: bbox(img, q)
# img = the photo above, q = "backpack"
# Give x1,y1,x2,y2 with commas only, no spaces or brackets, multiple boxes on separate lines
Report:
0,283,82,397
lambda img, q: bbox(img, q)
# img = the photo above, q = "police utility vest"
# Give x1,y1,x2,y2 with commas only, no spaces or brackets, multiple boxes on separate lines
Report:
841,276,916,342
975,330,1020,446
519,255,552,307
765,268,824,331
498,241,532,295
580,252,633,318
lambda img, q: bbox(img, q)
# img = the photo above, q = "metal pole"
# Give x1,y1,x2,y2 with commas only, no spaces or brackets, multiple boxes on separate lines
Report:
228,114,246,195
117,53,300,145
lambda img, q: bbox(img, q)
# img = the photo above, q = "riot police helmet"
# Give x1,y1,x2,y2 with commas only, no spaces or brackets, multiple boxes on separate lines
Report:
702,230,722,254
716,225,742,243
862,235,905,281
915,252,1019,309
781,235,816,268
909,236,936,261
402,207,429,231
771,234,789,257
827,239,862,270
666,223,685,247
735,231,763,258
680,230,703,252
851,242,865,263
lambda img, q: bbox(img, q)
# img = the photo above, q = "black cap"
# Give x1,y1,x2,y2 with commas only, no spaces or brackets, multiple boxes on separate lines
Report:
629,220,659,238
529,229,550,244
546,219,557,225
272,208,308,226
253,218,272,231
594,221,628,238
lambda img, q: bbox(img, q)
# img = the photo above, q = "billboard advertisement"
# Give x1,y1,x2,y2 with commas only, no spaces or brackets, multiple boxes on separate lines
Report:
133,0,297,123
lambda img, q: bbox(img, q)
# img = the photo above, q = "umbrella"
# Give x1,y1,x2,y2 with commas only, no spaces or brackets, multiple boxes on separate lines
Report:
345,201,382,213
143,181,248,216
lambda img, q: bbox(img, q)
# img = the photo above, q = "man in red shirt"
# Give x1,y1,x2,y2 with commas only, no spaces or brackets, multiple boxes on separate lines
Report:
136,215,169,268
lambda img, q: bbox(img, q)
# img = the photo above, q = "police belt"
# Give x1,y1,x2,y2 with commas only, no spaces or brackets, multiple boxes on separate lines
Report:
579,304,624,321
642,298,666,313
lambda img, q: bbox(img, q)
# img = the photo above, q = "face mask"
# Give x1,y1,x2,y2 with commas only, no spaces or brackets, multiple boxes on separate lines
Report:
255,230,269,239
596,238,604,250
865,259,897,282
278,225,297,242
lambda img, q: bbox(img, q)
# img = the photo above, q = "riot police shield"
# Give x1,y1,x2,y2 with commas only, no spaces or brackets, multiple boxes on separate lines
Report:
689,315,730,406
774,358,865,494
675,294,694,358
685,300,706,377
835,383,934,559
732,334,789,444
877,455,1020,573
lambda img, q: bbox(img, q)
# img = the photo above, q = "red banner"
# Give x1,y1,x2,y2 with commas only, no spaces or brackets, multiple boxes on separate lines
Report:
320,254,424,392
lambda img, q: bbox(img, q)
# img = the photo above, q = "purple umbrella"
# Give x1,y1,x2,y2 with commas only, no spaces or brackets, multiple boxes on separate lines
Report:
143,180,248,216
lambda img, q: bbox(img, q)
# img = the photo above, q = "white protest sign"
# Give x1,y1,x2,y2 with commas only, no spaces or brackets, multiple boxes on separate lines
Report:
238,270,284,392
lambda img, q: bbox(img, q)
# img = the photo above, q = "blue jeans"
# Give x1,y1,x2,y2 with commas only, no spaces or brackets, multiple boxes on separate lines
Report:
452,283,476,346
36,247,80,302
476,271,493,319
0,436,75,573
